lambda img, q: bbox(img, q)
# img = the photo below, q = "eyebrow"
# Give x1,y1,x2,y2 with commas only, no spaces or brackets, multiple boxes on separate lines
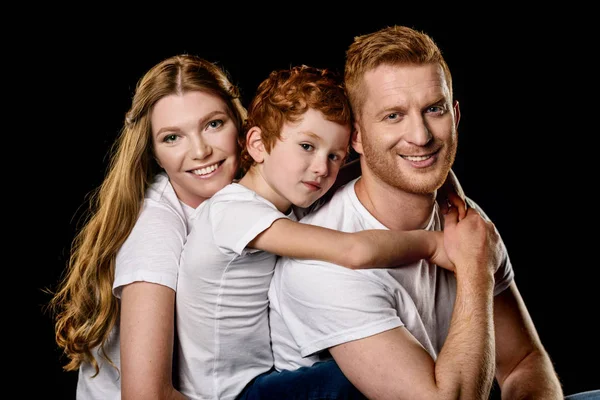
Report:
378,95,448,116
298,131,323,142
154,110,228,137
299,131,347,153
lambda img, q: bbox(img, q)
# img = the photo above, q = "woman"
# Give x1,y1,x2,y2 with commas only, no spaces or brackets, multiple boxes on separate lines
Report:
49,54,247,399
50,54,464,400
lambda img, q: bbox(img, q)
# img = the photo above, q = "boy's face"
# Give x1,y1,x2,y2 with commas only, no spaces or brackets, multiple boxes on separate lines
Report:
262,108,350,209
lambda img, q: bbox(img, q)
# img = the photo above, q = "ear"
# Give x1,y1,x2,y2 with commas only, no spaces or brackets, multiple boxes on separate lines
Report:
246,126,266,163
152,148,163,168
453,100,461,129
351,120,364,155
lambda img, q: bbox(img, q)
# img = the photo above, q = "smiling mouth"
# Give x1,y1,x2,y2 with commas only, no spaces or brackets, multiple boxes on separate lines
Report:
400,149,440,161
401,154,432,161
190,161,223,176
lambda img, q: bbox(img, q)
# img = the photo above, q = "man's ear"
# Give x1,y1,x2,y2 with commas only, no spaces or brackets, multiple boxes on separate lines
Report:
453,100,461,129
246,126,266,163
351,121,364,155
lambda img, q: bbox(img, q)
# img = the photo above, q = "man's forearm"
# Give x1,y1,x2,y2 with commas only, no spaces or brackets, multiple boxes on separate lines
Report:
498,349,563,399
435,274,496,399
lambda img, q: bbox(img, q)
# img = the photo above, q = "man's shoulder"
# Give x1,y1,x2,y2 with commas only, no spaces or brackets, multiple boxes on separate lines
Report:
300,179,357,226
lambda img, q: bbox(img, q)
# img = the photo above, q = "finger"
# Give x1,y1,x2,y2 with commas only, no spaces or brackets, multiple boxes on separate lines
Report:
443,202,459,228
447,191,467,221
447,169,466,204
436,169,466,204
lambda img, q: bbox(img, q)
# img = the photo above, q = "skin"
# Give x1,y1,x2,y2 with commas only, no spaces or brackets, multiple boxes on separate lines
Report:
242,108,349,212
152,91,240,208
240,108,460,271
120,91,240,400
119,88,470,399
326,63,563,399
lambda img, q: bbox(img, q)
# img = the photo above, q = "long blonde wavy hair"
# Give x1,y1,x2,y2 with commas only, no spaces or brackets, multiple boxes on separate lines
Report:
48,54,247,376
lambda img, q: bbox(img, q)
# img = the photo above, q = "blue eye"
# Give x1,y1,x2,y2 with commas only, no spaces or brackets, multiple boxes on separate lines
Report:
300,143,314,151
427,106,446,115
207,119,224,130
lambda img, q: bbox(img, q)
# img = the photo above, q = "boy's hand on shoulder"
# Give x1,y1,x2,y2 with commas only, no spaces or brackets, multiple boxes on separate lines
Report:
428,230,455,272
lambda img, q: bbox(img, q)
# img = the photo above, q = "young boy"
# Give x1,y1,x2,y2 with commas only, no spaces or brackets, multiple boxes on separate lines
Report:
174,65,462,400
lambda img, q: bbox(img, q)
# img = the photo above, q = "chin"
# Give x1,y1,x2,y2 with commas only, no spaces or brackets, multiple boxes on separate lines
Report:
294,198,315,209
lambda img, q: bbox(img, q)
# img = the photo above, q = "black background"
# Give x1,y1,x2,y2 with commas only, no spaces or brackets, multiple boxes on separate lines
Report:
28,10,597,399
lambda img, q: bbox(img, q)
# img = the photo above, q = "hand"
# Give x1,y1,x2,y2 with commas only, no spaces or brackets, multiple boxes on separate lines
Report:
437,170,467,220
442,205,501,280
428,231,455,272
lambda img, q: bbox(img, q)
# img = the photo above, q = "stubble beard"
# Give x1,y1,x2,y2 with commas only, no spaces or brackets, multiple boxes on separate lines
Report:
362,139,457,195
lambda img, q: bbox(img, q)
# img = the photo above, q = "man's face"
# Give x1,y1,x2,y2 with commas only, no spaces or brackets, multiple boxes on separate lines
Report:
352,63,459,194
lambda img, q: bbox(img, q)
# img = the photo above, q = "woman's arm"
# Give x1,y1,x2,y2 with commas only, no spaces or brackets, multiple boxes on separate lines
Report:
120,282,187,400
249,220,454,271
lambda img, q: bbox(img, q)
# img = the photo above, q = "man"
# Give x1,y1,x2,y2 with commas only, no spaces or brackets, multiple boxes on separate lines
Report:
268,25,564,399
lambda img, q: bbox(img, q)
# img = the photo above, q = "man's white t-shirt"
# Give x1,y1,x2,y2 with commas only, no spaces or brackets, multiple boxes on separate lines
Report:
76,172,194,400
175,183,294,400
268,178,514,371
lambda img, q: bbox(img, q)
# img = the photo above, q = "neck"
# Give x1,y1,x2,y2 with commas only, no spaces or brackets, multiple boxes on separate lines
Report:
354,167,436,231
238,167,291,213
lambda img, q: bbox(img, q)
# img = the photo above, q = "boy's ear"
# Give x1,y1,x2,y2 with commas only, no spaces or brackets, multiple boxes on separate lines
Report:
246,126,266,163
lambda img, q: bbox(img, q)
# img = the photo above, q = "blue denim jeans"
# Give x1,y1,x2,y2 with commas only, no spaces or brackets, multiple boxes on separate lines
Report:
565,390,600,400
236,360,366,400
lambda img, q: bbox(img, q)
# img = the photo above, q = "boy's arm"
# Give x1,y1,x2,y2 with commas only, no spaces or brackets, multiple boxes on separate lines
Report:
248,219,454,271
328,206,499,400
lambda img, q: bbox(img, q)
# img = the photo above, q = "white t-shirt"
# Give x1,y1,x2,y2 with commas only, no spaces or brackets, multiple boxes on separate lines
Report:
175,183,294,400
268,178,514,371
76,172,194,400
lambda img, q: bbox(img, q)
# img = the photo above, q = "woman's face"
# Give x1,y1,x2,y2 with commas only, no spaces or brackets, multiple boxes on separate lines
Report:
151,90,240,208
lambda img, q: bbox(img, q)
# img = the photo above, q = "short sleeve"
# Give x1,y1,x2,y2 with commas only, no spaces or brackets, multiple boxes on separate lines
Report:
209,196,288,256
113,202,185,298
275,257,402,357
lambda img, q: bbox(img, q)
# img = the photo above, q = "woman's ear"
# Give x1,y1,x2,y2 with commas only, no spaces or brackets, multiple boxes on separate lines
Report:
246,126,266,163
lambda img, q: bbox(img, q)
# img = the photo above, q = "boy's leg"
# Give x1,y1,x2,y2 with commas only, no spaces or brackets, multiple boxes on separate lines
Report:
237,360,366,400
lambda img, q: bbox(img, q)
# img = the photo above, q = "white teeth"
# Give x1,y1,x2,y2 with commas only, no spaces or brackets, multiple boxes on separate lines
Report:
192,163,219,176
402,155,431,161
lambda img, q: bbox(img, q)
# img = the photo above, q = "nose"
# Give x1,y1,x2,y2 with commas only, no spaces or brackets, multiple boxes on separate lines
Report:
405,113,433,146
191,134,212,160
311,154,329,178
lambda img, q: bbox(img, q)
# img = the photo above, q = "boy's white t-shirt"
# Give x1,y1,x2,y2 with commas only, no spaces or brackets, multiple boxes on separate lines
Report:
76,172,194,400
268,178,514,371
175,183,294,400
